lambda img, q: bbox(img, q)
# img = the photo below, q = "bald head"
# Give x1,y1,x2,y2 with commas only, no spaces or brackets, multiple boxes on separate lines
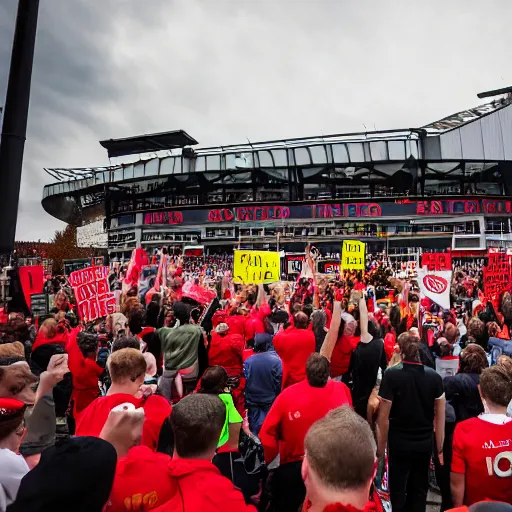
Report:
294,312,309,329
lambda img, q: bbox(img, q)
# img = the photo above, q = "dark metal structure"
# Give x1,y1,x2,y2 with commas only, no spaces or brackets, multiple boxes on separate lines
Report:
0,0,40,254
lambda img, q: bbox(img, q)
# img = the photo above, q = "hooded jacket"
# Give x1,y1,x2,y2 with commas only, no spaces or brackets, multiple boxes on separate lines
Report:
151,458,255,512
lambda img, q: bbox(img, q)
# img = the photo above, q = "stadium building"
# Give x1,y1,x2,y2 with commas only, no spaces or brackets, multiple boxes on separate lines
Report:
42,87,512,264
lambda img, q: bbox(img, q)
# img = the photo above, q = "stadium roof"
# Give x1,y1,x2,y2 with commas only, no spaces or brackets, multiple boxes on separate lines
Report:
99,130,198,158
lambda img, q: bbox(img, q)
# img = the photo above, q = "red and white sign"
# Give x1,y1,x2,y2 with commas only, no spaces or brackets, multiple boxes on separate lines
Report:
421,252,452,272
69,266,116,321
417,268,452,310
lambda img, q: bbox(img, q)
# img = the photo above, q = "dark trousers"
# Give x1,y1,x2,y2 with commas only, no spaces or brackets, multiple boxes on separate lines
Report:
388,449,431,512
270,461,305,512
434,423,455,512
247,405,271,436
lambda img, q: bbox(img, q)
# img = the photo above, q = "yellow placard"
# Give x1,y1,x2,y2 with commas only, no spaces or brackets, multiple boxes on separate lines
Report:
233,250,281,284
341,240,366,270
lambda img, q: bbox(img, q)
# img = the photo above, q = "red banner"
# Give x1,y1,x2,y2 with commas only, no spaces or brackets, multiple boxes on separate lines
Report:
421,252,452,272
483,253,512,310
69,266,116,321
18,266,44,309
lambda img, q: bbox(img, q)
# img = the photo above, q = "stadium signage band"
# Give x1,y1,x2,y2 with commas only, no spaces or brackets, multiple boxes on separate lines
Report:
137,198,512,226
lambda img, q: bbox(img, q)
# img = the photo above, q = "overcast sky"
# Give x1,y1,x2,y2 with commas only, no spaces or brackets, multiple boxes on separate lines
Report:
1,0,511,241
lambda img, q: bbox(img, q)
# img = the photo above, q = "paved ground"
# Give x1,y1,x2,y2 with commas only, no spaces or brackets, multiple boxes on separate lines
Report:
427,490,442,512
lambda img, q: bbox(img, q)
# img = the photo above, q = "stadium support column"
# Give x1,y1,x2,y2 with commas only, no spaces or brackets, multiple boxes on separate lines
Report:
0,0,40,253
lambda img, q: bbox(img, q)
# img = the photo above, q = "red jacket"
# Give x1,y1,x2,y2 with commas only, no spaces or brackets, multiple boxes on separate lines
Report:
151,458,256,512
260,379,352,464
76,393,171,451
208,332,245,376
66,329,103,417
273,327,315,389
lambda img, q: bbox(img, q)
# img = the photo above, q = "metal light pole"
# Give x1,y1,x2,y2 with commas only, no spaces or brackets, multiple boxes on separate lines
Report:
0,0,40,254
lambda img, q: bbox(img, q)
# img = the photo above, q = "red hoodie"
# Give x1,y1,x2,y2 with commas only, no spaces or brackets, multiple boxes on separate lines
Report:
151,458,256,512
106,446,175,512
76,393,171,451
66,329,103,417
273,327,316,389
330,335,360,378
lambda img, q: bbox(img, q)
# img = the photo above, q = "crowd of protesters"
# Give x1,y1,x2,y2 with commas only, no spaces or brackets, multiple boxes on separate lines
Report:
0,247,512,512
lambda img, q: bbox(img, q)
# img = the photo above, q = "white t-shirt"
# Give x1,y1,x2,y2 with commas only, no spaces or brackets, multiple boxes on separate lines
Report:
0,449,29,512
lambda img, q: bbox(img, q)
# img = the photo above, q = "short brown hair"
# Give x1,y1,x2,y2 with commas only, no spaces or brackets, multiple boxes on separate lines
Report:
108,348,146,384
459,344,488,374
397,332,420,362
479,366,512,407
306,353,330,387
467,317,485,341
496,355,512,377
305,406,376,490
294,312,309,329
171,394,226,457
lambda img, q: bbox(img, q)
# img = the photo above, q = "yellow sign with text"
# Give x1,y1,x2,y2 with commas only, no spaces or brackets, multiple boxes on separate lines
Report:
341,240,366,270
233,250,281,284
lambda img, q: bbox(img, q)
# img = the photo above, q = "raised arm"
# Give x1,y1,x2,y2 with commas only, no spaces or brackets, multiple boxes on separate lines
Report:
320,301,342,361
359,296,373,343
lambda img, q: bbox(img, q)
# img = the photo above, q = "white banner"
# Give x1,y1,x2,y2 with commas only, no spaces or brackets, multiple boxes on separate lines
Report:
77,220,108,248
417,268,452,310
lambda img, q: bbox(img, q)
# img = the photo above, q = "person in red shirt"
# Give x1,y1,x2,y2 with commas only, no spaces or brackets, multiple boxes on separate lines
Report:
451,366,512,507
208,322,245,414
273,312,315,389
151,394,255,512
76,348,171,451
302,406,381,512
31,318,69,352
226,308,247,339
66,329,103,420
259,353,352,512
330,311,359,378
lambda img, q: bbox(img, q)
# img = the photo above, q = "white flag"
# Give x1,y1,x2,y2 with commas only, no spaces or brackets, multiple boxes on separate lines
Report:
417,269,452,310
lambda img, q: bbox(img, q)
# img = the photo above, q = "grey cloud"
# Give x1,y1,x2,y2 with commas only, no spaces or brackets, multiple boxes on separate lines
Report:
1,0,512,240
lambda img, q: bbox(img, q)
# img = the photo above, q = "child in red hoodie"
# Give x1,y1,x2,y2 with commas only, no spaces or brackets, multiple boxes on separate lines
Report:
66,328,104,419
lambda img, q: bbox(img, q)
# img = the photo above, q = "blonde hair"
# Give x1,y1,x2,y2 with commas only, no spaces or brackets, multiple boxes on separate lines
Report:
40,318,57,339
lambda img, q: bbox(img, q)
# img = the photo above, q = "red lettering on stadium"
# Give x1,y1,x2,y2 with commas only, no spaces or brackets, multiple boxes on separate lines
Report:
208,206,290,223
311,203,382,218
416,199,480,215
143,212,183,225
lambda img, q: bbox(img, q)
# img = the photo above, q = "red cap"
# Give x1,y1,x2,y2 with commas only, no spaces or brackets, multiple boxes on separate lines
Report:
0,398,25,415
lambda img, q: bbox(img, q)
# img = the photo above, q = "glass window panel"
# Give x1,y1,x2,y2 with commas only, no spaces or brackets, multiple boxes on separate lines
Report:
195,157,206,172
347,143,365,163
370,141,387,161
309,145,327,164
332,143,350,163
134,162,144,178
145,158,159,176
114,167,123,181
407,140,419,159
388,141,405,160
124,165,134,180
95,173,104,184
206,155,221,170
294,147,311,166
258,151,273,167
271,149,287,167
225,154,237,170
